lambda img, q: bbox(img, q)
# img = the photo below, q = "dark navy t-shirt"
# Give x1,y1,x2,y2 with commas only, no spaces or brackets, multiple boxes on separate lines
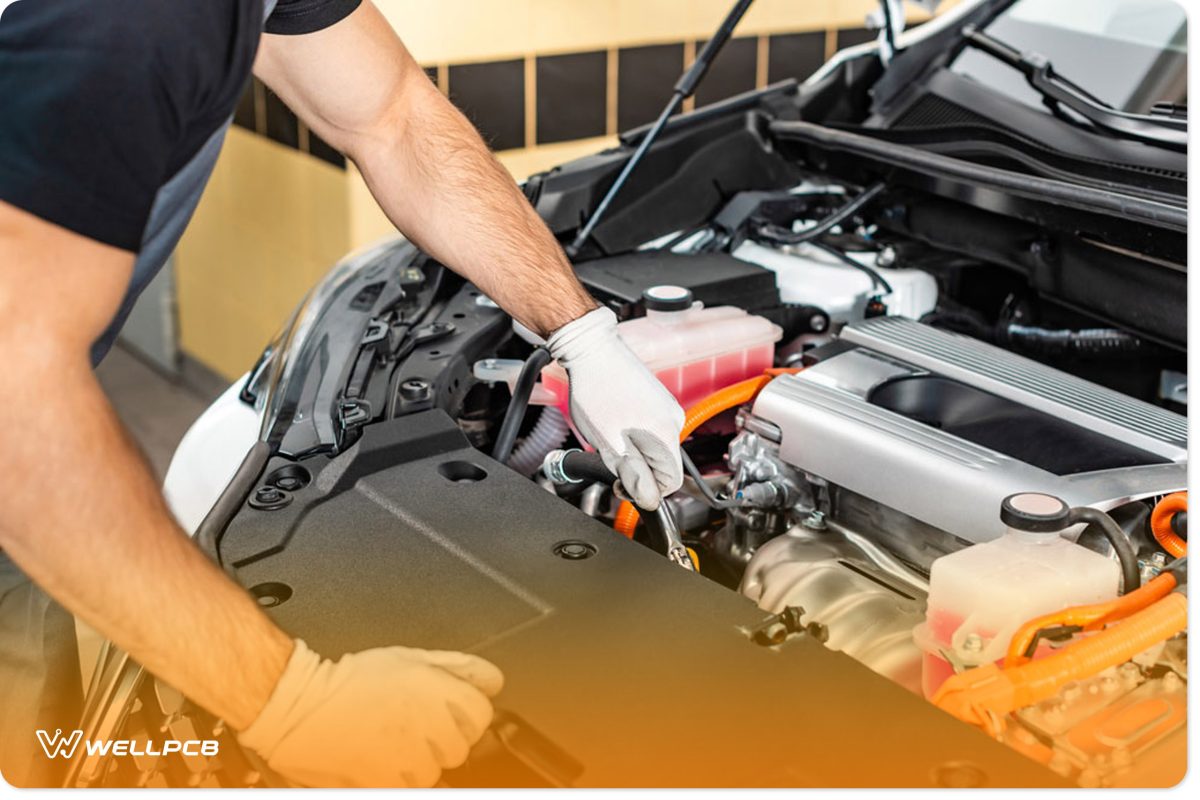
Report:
0,0,362,361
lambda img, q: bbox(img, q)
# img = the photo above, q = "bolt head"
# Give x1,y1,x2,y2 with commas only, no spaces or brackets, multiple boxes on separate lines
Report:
802,511,827,530
399,379,431,401
249,485,292,511
552,540,597,560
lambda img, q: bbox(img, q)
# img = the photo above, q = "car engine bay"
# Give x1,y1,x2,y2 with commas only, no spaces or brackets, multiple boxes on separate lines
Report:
72,19,1188,787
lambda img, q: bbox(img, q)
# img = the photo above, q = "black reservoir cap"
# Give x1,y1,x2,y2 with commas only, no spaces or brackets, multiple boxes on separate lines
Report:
1001,492,1071,533
643,285,693,312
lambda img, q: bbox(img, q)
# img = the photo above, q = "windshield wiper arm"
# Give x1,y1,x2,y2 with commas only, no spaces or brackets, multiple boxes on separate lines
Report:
961,25,1186,151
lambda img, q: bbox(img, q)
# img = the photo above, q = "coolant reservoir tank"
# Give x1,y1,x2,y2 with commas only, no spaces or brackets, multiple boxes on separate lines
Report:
540,285,782,413
914,493,1120,698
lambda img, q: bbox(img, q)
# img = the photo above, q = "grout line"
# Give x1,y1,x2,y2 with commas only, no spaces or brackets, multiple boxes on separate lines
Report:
252,79,267,136
297,119,311,154
437,63,449,95
825,28,837,61
525,53,537,148
682,40,697,113
756,34,770,89
606,47,618,136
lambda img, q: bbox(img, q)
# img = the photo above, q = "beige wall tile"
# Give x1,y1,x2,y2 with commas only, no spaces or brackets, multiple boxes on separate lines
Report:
177,128,352,380
373,0,937,63
178,1,952,380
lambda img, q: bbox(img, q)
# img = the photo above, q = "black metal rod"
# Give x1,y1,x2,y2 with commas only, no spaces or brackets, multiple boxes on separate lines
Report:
566,0,756,257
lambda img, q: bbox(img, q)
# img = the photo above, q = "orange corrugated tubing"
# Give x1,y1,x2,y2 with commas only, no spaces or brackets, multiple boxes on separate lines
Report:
1150,492,1187,558
612,370,794,538
1003,571,1177,668
935,592,1187,729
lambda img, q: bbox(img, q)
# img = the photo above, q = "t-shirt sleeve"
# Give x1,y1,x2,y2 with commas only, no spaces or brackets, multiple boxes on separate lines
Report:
266,0,363,35
0,3,179,252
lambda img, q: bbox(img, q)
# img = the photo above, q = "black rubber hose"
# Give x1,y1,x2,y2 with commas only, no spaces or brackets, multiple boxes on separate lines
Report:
492,347,553,464
1001,324,1142,358
1069,506,1141,593
555,449,618,485
681,449,743,509
752,182,886,246
556,447,741,509
809,241,894,295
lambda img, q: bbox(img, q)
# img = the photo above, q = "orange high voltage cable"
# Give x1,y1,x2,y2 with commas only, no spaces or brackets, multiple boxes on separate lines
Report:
1150,492,1187,558
613,370,796,538
935,592,1186,730
1003,572,1177,668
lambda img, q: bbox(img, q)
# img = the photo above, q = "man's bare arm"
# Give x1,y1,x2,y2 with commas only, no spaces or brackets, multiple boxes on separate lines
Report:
0,200,293,731
254,0,597,338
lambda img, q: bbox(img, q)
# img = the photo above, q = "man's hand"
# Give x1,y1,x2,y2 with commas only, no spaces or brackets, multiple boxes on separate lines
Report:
548,308,685,509
239,640,503,788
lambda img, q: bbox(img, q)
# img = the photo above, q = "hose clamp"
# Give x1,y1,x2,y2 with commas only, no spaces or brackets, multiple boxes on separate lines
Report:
542,449,584,485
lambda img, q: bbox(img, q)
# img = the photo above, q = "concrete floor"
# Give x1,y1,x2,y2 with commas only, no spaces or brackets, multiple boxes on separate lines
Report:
96,345,225,481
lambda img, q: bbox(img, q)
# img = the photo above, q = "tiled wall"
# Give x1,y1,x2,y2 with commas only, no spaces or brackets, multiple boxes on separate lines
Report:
233,25,886,160
179,1,951,380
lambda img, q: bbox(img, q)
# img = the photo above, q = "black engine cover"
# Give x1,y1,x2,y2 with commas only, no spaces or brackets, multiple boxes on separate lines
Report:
217,411,1060,788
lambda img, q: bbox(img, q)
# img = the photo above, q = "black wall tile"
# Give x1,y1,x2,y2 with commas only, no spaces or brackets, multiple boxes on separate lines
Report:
307,130,346,170
536,51,607,145
233,77,257,132
264,86,299,149
693,35,757,108
837,27,877,49
422,65,439,86
767,31,827,84
449,59,526,151
617,43,684,132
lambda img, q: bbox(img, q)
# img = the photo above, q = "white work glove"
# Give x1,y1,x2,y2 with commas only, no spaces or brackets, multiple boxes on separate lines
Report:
547,306,685,509
238,640,503,788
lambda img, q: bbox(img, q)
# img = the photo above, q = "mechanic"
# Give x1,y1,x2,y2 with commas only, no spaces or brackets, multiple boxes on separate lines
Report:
0,0,684,787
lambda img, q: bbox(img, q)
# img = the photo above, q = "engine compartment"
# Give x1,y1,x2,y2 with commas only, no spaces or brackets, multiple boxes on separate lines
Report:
74,103,1188,787
398,175,1187,786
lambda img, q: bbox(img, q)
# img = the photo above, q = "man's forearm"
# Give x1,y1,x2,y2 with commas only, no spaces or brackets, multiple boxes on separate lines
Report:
350,79,597,337
0,352,292,731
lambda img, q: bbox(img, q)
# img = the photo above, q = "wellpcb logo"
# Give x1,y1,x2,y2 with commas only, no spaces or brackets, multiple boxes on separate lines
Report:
37,729,219,760
36,729,84,760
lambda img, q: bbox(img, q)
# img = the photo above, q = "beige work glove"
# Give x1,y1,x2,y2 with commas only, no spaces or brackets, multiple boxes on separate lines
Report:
548,306,685,510
238,640,503,787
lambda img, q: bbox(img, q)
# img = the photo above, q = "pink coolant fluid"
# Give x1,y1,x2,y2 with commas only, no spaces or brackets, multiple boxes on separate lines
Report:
539,289,783,429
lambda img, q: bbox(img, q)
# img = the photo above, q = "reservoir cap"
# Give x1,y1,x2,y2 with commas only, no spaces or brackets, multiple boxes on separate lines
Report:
643,285,693,312
1001,492,1071,533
